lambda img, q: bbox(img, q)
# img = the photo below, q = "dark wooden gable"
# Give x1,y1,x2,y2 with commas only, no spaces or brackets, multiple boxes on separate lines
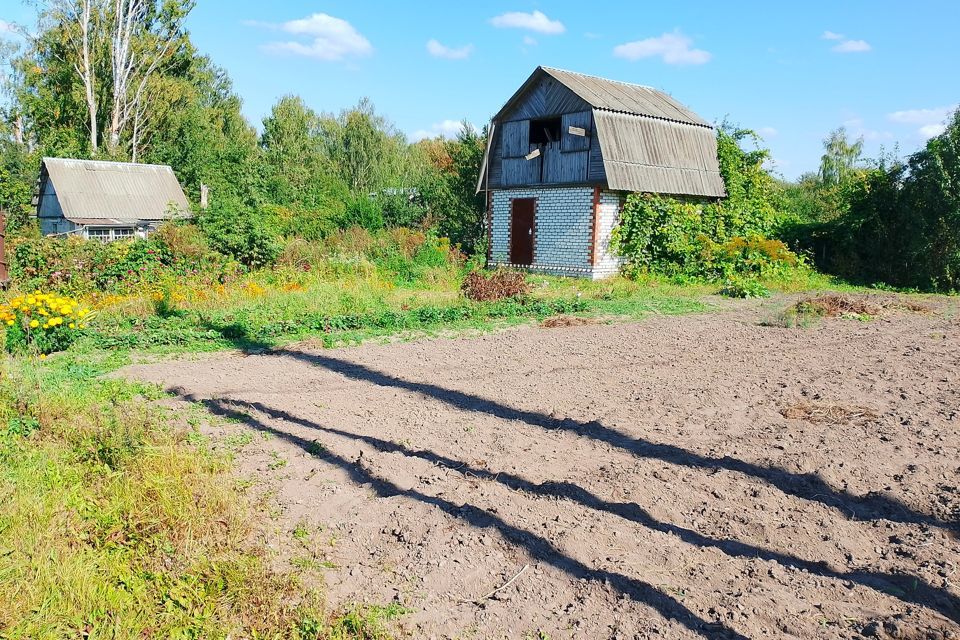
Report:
485,69,604,189
497,72,591,123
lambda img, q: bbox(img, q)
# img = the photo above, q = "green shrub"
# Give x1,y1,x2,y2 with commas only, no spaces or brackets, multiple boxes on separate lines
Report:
612,124,799,282
340,195,385,231
198,201,282,269
718,277,770,299
10,236,166,295
613,194,801,280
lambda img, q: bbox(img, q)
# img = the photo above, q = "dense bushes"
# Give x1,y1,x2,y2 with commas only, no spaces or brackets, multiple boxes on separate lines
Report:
9,222,464,298
787,108,960,291
613,125,800,281
197,201,283,268
10,225,239,295
613,194,799,280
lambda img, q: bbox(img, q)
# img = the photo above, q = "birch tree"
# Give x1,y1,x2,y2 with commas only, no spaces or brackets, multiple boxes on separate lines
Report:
48,0,103,152
106,0,191,155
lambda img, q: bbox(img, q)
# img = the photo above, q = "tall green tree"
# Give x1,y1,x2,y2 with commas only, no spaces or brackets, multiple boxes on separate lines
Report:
319,98,410,194
819,127,864,185
416,122,487,253
259,95,346,208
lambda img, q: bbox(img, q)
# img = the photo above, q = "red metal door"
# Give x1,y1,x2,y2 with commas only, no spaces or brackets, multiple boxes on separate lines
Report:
510,198,535,265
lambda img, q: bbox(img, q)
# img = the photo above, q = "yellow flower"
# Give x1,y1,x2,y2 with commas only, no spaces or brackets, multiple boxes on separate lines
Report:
5,320,13,326
69,323,75,329
29,319,39,328
39,354,46,360
26,297,36,305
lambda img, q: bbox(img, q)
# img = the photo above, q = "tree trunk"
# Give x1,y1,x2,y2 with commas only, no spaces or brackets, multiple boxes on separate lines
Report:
78,0,98,152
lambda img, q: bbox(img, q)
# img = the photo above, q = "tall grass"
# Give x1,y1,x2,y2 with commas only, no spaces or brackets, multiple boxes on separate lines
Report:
0,353,402,638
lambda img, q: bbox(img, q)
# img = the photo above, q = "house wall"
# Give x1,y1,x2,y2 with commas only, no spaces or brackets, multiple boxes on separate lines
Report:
593,190,625,278
489,186,624,279
39,216,79,237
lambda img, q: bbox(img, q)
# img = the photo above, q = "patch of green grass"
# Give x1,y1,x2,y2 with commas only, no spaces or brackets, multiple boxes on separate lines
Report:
323,603,410,640
268,450,288,470
224,430,254,450
291,555,338,571
0,352,405,639
0,355,333,637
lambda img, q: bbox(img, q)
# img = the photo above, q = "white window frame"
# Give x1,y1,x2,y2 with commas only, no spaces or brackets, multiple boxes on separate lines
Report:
86,226,135,242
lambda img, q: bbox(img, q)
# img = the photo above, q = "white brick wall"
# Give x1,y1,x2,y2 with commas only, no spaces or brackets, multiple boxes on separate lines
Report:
593,190,625,278
488,187,624,279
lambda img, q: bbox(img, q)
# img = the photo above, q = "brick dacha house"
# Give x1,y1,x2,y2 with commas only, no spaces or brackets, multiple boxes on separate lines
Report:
477,66,725,279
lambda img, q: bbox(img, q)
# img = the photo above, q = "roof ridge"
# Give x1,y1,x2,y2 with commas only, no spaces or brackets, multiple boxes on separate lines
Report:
43,157,174,170
539,65,659,92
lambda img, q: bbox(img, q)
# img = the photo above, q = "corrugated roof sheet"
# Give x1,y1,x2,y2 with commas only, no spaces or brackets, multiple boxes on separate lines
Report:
41,157,190,222
593,111,725,197
540,67,710,127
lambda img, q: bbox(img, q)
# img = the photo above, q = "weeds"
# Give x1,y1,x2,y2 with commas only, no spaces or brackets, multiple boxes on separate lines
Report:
718,277,770,299
540,315,600,328
0,354,330,637
763,293,931,328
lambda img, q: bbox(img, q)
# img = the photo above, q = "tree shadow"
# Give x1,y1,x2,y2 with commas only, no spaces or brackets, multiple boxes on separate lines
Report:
184,390,751,640
195,394,959,626
264,348,956,535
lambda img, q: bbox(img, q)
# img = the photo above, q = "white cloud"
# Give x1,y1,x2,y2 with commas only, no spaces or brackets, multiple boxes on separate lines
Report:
411,119,472,141
887,105,956,138
522,35,538,46
887,106,954,125
584,32,602,40
757,126,778,138
490,10,565,35
613,31,711,65
840,117,892,142
919,124,946,138
832,39,871,53
821,30,844,40
252,13,372,61
426,39,473,60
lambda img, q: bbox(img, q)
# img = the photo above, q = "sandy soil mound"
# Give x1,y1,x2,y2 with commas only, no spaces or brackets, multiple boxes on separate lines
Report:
123,298,960,639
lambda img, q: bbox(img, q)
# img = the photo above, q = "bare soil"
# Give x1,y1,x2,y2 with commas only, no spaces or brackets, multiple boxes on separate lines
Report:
122,297,960,639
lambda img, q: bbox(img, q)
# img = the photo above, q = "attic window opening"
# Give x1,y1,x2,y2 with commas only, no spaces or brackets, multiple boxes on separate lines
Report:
529,117,561,146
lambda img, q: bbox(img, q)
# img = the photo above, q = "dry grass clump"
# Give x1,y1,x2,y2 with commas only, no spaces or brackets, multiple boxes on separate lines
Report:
764,293,932,328
540,315,599,328
780,402,879,426
798,294,882,317
796,293,931,318
461,269,530,302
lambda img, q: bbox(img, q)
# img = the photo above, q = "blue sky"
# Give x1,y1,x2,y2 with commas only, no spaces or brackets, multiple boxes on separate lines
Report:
3,1,959,178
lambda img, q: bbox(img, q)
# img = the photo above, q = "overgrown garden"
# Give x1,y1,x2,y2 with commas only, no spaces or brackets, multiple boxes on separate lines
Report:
0,1,957,638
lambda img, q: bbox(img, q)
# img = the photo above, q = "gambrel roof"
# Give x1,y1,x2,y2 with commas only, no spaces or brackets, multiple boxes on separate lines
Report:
481,66,725,197
495,66,710,127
